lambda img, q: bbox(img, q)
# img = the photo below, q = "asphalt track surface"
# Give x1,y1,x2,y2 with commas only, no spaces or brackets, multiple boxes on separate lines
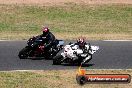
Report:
0,40,132,71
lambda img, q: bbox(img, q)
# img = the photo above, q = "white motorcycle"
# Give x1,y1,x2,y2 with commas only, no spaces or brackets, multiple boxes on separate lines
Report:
53,43,99,65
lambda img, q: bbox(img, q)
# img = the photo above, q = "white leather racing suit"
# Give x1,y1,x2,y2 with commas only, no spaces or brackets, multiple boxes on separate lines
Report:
71,43,92,64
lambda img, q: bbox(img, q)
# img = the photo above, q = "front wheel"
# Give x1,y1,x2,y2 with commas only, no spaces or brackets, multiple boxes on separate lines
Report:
18,46,30,59
53,55,63,65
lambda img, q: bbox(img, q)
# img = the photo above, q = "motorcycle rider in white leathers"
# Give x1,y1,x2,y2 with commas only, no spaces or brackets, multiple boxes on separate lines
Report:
71,38,92,65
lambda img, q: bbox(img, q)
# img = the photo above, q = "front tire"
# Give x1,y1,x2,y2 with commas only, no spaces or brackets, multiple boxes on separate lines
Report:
53,55,63,65
18,46,30,59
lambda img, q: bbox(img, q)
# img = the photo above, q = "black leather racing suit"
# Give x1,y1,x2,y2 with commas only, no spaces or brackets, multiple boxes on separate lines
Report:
40,32,56,49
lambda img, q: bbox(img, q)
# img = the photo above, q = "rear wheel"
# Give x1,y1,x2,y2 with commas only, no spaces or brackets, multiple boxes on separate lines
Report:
18,46,30,59
53,55,63,65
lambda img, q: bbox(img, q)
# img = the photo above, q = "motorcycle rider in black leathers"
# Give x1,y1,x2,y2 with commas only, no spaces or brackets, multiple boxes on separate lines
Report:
40,27,55,47
39,27,56,58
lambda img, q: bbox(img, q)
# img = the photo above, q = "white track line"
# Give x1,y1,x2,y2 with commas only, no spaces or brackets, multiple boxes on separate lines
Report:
0,40,10,41
0,70,36,72
0,69,132,72
85,69,132,70
0,40,26,41
103,40,132,41
0,40,17,41
0,40,132,42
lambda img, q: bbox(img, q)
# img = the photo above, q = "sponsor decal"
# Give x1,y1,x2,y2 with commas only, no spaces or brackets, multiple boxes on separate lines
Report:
76,66,131,85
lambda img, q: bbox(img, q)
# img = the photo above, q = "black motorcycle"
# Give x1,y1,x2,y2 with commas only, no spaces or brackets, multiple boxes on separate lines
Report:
18,36,64,59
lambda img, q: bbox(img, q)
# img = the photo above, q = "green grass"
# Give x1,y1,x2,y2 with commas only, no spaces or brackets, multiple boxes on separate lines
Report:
0,4,132,40
0,69,132,88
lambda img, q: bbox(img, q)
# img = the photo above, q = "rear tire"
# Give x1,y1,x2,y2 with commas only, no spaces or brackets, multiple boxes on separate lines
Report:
53,55,63,65
18,46,30,59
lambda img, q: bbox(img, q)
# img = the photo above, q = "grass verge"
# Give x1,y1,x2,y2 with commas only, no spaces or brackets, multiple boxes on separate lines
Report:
0,4,132,40
0,69,132,88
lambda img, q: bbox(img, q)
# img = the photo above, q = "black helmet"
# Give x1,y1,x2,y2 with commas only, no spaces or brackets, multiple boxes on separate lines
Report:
42,27,49,36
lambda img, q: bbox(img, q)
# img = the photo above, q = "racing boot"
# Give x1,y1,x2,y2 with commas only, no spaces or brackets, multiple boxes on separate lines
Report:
82,55,92,64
